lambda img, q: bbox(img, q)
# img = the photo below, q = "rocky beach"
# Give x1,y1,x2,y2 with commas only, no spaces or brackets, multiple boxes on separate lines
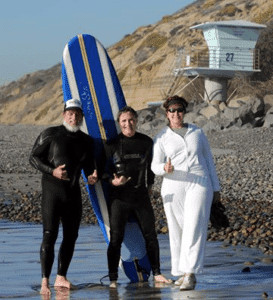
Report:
1,119,273,260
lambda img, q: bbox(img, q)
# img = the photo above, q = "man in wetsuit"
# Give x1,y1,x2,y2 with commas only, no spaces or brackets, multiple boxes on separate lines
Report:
104,106,172,288
29,98,98,295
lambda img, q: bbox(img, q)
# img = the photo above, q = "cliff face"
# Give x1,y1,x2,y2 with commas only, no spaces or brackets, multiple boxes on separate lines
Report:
0,0,272,125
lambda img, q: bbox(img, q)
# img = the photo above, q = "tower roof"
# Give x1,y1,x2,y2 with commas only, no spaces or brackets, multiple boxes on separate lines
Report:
191,20,266,30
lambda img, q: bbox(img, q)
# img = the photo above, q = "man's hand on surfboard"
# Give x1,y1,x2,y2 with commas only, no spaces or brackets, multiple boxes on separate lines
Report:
88,170,98,185
111,173,131,186
53,164,70,181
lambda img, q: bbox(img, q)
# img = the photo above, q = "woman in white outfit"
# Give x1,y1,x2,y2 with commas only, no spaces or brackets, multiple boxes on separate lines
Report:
151,96,220,290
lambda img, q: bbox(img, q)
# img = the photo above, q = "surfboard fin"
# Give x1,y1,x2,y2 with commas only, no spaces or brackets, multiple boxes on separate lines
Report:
133,257,144,282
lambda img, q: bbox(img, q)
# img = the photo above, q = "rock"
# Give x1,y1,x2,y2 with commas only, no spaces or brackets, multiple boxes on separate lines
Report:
223,106,240,122
160,226,168,234
209,115,232,130
191,101,208,114
219,102,227,112
210,99,221,106
251,97,265,117
223,105,255,126
137,109,155,124
154,107,166,121
138,122,152,131
260,257,273,264
199,105,220,120
262,292,268,299
263,94,273,112
202,120,221,134
244,261,254,266
263,106,273,128
229,96,265,118
183,111,199,124
228,98,243,108
2,123,273,249
252,116,264,127
193,115,208,128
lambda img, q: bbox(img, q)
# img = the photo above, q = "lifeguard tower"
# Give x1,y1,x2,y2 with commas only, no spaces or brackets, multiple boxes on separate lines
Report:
174,20,266,103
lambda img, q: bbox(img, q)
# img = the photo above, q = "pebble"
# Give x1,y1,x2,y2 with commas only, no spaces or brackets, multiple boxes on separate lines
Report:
1,124,273,260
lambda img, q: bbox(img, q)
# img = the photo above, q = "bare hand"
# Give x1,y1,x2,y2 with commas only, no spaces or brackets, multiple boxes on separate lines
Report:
88,170,98,185
164,158,174,173
111,173,131,186
53,164,69,181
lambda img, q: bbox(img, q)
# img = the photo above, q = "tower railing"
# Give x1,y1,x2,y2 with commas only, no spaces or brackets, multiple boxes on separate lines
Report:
177,47,260,72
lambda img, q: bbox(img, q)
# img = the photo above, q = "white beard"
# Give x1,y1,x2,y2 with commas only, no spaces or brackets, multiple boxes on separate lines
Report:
63,120,83,132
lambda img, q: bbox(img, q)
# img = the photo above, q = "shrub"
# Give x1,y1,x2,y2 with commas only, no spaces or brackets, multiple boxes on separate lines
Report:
135,57,166,74
170,25,184,37
159,15,173,24
217,4,242,17
252,6,273,24
137,33,168,52
114,34,142,50
252,20,273,81
35,105,50,121
117,66,129,82
202,0,218,9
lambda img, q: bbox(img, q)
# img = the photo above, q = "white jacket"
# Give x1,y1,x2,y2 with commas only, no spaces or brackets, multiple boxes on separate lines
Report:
151,124,220,191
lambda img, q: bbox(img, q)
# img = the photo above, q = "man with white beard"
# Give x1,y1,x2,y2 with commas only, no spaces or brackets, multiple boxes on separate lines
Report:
29,98,98,295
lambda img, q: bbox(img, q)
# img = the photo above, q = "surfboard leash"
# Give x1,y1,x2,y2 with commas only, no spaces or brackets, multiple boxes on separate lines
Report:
133,257,150,282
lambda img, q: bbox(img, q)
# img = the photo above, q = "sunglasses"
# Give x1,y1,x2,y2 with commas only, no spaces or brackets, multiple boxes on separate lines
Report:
168,107,184,113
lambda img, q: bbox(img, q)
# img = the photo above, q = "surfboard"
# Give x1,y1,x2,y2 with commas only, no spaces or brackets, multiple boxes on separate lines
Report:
61,34,151,283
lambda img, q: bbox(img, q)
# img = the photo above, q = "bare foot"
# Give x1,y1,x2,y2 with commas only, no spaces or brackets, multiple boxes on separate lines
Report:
54,275,72,289
154,274,172,284
109,280,117,288
55,286,70,299
40,278,51,295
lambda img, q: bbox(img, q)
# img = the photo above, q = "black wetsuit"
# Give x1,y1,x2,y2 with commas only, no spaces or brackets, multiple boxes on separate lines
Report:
104,132,160,281
29,125,95,278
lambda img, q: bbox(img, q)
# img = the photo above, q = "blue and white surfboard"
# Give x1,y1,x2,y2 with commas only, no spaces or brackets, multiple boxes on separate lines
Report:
62,34,151,282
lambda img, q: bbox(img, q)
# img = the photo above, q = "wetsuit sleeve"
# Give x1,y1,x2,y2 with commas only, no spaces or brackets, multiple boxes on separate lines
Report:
200,129,220,191
29,129,55,175
81,136,96,177
100,143,116,183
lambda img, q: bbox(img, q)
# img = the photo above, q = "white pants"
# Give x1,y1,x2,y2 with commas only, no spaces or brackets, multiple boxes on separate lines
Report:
162,172,213,276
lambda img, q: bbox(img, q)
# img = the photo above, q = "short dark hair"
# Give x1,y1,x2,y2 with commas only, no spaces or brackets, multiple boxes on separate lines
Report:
163,95,188,112
117,106,138,122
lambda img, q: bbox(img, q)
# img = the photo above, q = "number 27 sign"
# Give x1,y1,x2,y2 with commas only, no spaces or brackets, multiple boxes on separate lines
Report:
226,53,234,62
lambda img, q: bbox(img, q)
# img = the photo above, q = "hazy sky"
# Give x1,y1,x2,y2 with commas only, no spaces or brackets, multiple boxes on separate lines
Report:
0,0,194,86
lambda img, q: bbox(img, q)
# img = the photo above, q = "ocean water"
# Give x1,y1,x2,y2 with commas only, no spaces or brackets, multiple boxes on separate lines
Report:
1,220,273,300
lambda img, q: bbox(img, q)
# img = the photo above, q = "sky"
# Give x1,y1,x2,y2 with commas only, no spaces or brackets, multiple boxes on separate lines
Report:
0,0,194,86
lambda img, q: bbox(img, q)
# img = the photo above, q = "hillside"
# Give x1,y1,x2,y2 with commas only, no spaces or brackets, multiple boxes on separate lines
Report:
1,0,273,125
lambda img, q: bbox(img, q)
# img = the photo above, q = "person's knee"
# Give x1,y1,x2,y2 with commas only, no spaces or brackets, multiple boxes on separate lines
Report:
62,230,79,246
42,230,58,245
41,230,58,253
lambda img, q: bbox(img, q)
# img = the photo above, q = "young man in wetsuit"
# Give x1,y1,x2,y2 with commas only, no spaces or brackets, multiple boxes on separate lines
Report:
104,106,172,288
29,99,98,295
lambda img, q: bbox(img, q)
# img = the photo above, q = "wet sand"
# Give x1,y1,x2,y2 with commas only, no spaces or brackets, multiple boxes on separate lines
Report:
1,220,273,300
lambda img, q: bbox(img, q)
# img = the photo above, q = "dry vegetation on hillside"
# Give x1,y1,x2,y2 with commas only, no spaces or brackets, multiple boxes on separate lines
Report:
1,0,273,125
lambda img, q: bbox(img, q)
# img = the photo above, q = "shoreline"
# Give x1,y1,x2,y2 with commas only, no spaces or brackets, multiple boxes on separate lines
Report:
1,124,273,257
